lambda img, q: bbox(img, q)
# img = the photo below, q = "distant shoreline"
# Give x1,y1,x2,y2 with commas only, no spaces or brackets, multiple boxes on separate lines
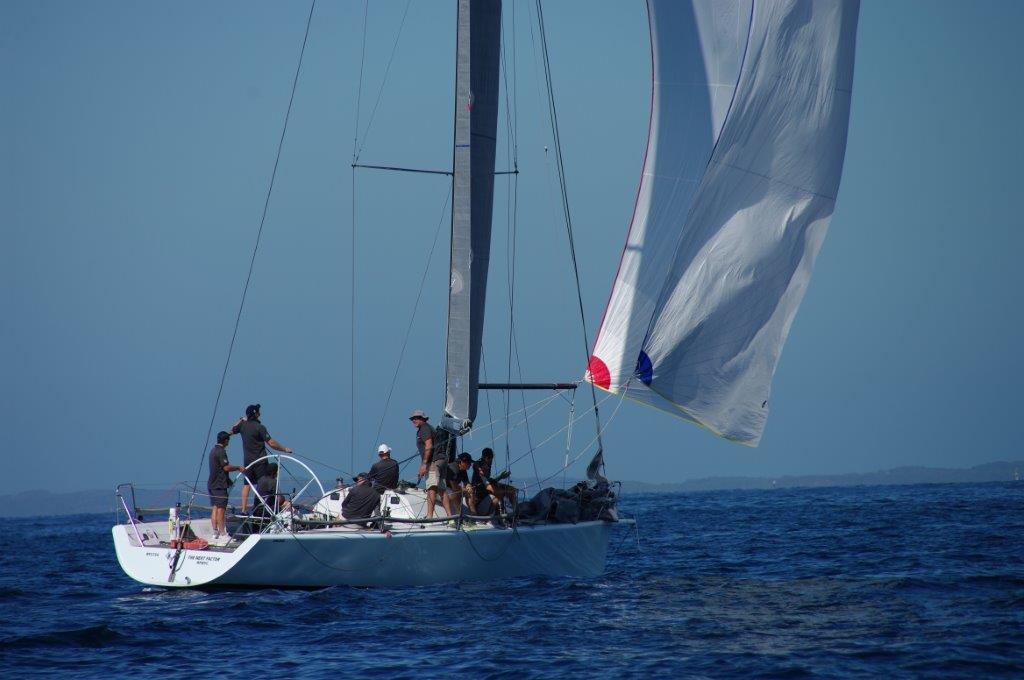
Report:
618,460,1023,495
2,460,1020,518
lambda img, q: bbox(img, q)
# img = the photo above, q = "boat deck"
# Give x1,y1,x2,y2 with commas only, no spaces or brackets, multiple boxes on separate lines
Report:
124,513,511,552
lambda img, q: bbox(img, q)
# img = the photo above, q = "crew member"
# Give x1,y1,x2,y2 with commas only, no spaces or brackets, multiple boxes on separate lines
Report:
369,443,400,489
255,463,290,515
446,452,477,515
342,473,382,523
412,410,448,518
207,430,244,540
473,448,516,514
231,403,292,514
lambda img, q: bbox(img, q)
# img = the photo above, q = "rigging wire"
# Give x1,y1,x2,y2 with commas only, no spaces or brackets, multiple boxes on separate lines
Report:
533,0,604,455
511,331,541,486
467,389,565,447
351,0,369,161
562,390,576,487
534,389,628,488
503,157,539,485
352,1,372,473
371,181,453,447
350,0,413,471
503,172,517,478
352,0,413,163
499,1,519,163
519,0,602,487
501,4,520,480
509,16,540,487
506,389,615,472
185,0,317,518
350,170,357,473
480,351,498,449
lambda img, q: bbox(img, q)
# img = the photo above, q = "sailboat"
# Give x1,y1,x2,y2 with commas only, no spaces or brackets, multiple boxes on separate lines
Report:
112,0,860,588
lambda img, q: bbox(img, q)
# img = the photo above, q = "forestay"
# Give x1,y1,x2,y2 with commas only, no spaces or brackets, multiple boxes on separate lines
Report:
587,0,860,446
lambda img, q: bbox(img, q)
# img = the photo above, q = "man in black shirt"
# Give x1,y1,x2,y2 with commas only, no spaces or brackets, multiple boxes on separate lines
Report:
471,447,493,503
207,431,244,539
254,463,290,516
369,444,400,489
446,452,477,515
472,447,516,515
231,404,293,514
342,473,382,524
412,410,449,518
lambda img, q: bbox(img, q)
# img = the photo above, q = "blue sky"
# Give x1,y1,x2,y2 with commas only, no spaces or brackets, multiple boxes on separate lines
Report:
3,1,1023,494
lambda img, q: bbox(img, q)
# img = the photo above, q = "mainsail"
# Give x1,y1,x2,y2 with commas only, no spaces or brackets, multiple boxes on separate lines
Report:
588,0,860,446
443,0,502,432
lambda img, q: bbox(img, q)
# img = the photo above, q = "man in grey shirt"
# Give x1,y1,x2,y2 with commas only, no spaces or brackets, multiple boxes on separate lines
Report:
412,410,449,519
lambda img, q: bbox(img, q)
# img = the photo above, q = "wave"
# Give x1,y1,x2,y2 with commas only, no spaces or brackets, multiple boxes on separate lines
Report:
0,586,24,601
0,624,127,651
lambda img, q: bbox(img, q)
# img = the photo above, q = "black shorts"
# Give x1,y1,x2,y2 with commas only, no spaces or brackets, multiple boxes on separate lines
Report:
243,461,267,486
208,486,229,509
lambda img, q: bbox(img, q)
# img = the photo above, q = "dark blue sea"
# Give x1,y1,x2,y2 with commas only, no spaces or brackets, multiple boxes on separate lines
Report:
1,482,1022,678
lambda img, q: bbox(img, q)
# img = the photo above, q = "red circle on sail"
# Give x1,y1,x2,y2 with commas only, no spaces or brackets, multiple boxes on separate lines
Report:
587,356,611,390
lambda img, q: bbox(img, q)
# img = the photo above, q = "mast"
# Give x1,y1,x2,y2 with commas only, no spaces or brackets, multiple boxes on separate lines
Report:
443,0,502,434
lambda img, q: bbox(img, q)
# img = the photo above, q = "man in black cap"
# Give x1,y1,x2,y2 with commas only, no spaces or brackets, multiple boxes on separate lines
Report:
231,404,293,514
207,431,244,540
341,472,382,524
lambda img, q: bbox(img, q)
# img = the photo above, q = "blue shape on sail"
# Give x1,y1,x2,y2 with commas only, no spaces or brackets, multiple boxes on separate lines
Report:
636,351,654,386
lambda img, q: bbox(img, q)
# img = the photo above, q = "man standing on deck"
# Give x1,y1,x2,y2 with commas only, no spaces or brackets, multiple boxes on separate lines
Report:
412,410,448,519
208,430,244,540
231,404,292,514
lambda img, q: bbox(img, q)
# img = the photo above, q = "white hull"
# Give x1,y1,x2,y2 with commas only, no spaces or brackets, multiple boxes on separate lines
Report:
112,519,618,588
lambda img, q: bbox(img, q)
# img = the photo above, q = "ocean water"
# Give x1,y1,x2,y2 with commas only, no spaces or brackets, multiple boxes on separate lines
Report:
1,482,1022,678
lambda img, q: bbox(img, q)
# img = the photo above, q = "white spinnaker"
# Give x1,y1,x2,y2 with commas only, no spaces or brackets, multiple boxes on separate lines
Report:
639,0,859,445
588,0,752,401
588,0,860,446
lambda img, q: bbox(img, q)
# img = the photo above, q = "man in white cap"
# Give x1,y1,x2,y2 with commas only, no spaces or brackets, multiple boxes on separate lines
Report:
368,443,399,489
